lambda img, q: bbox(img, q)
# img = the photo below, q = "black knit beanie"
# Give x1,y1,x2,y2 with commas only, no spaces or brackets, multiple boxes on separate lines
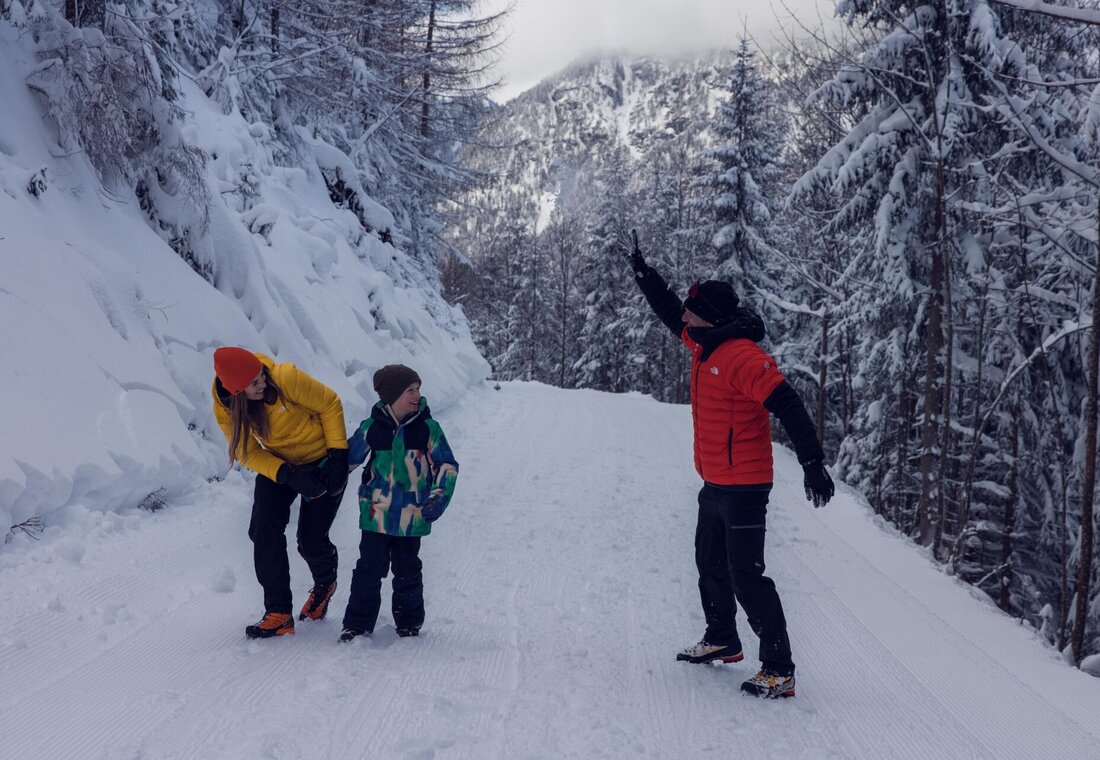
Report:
683,280,740,326
373,364,422,406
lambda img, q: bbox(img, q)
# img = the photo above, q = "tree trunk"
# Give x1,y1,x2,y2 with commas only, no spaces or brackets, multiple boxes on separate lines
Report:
1071,194,1100,665
896,379,912,527
843,328,852,437
559,247,568,388
359,0,375,49
817,310,829,445
66,0,104,28
955,275,988,568
933,253,954,559
1000,411,1019,614
421,0,437,140
918,160,948,545
271,7,280,57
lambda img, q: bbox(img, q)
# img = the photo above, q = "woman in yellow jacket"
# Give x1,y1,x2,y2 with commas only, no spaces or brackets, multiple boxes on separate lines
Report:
212,346,349,639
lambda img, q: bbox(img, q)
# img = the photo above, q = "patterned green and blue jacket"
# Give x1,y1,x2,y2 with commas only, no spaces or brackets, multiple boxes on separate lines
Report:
347,398,458,537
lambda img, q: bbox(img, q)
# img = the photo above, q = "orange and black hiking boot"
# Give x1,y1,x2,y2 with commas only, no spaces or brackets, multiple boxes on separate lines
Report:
299,581,337,621
245,611,295,639
741,669,796,699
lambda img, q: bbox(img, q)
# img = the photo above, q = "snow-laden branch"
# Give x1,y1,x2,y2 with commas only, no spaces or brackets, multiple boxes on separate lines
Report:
987,0,1100,26
984,320,1094,431
756,288,827,319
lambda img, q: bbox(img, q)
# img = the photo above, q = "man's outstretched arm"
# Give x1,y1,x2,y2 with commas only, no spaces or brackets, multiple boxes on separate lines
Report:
627,234,686,339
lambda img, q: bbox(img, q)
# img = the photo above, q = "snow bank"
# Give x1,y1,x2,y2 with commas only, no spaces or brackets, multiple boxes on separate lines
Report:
0,22,488,537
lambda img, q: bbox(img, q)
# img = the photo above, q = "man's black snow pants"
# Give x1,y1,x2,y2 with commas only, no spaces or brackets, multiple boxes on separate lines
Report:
695,483,794,676
248,474,343,614
342,531,424,634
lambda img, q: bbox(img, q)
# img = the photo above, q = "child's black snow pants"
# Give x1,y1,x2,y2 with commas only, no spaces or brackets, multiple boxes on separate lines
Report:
342,531,424,634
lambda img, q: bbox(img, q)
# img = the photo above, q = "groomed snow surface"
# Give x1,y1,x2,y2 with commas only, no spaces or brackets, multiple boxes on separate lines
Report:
1,382,1097,760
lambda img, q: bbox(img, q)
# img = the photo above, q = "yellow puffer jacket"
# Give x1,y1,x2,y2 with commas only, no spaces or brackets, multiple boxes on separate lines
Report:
212,354,347,481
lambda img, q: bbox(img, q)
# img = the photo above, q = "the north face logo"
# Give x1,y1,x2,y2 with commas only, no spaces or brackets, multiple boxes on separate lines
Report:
710,366,719,375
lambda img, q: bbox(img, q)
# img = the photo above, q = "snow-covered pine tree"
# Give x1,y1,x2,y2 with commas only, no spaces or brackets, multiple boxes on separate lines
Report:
541,208,584,389
695,37,785,295
496,215,551,383
451,191,536,374
630,139,704,401
795,0,1014,543
765,39,862,463
574,144,635,392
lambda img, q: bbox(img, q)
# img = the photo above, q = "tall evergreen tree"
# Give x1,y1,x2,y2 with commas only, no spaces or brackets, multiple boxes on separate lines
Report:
696,37,785,293
574,144,634,392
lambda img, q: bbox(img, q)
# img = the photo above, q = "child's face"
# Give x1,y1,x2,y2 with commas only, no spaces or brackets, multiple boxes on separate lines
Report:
392,382,422,419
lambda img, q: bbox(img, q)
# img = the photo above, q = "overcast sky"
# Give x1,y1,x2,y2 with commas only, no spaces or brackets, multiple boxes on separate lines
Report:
481,0,841,102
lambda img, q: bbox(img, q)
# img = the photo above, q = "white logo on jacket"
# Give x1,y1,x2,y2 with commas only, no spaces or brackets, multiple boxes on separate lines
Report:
710,366,719,375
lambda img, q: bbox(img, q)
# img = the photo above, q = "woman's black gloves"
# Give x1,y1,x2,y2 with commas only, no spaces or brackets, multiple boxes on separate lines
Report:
276,462,327,499
324,448,349,495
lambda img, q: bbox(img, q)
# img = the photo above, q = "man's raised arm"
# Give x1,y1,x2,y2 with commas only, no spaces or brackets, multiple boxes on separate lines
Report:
626,231,686,339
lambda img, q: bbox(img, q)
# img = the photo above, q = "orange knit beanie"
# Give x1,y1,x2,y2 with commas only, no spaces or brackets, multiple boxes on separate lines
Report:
214,347,263,394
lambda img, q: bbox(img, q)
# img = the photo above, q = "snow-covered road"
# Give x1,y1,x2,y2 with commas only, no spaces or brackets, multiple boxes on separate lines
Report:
1,382,1097,759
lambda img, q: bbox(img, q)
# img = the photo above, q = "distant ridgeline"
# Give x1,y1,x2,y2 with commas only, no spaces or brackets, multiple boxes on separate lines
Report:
444,17,1100,668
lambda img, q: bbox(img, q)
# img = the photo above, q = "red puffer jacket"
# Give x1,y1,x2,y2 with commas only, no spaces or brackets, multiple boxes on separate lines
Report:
683,327,786,485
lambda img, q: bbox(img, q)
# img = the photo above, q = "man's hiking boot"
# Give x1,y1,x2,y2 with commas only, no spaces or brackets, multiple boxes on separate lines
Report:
299,580,337,621
339,628,368,643
245,611,295,639
396,627,420,638
740,669,796,699
676,640,744,664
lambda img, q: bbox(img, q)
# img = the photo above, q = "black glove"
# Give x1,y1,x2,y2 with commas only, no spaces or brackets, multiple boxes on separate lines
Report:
276,463,327,499
420,494,445,523
802,461,835,508
627,228,646,274
324,448,349,495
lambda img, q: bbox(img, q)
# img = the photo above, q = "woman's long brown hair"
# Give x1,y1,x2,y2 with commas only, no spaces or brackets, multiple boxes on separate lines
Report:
225,370,282,466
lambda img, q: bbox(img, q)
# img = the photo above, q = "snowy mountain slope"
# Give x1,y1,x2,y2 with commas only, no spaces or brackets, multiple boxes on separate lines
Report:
454,54,732,233
0,21,488,536
0,383,1095,760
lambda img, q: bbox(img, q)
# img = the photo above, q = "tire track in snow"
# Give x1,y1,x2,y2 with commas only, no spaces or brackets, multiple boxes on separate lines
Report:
788,589,991,760
775,494,1099,760
0,506,249,711
621,401,695,759
0,592,248,760
452,385,536,759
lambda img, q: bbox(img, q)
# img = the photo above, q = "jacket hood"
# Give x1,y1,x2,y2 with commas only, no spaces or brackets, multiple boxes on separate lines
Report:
688,308,767,361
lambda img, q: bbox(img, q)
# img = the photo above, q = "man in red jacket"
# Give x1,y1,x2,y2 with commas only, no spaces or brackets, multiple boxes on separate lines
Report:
627,237,834,699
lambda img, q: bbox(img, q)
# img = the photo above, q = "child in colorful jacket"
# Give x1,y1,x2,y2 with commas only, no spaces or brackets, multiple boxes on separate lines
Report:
339,364,458,642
